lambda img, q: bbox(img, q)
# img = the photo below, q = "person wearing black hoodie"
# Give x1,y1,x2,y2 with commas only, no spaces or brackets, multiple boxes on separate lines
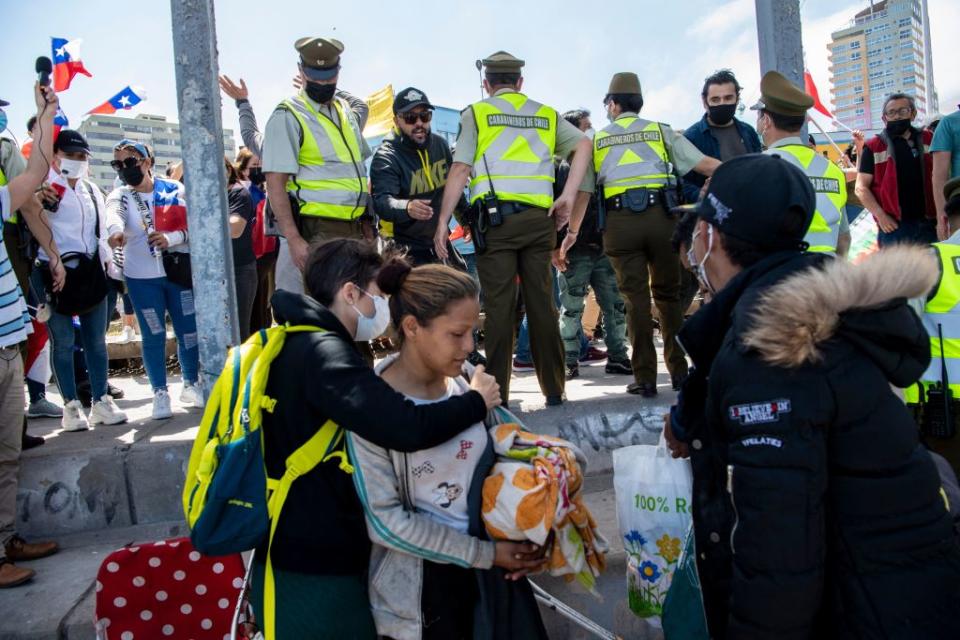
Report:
370,87,467,267
251,238,505,638
665,154,960,639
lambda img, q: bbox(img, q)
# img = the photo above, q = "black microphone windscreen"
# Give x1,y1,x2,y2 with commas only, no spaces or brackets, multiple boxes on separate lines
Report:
36,57,53,73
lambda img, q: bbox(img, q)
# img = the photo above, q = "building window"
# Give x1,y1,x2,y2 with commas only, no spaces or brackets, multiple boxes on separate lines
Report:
850,40,861,49
855,108,865,116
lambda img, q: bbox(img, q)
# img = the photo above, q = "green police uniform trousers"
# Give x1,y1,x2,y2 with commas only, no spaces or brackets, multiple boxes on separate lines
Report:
604,205,688,386
476,207,564,403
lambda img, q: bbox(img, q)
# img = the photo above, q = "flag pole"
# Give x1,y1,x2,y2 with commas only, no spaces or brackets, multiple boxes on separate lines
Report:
807,116,847,158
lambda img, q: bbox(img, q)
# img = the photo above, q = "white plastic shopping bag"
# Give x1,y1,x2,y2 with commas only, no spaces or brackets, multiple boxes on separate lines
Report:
613,436,693,627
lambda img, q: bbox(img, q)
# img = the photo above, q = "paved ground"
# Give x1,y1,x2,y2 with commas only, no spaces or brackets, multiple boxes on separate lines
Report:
2,345,677,639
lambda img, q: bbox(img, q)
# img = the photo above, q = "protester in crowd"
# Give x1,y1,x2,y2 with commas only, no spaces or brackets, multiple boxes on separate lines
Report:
681,69,761,203
220,75,264,158
105,139,203,420
246,154,277,333
251,239,501,637
30,130,127,431
555,109,630,380
932,107,960,238
906,176,960,477
371,87,467,266
0,84,64,588
665,153,960,637
857,93,938,246
754,71,850,257
263,37,371,294
225,157,257,341
349,261,547,640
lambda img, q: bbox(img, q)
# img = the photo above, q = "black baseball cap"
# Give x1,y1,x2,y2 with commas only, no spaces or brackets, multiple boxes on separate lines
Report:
678,153,814,251
393,87,433,114
0,98,9,107
53,129,91,155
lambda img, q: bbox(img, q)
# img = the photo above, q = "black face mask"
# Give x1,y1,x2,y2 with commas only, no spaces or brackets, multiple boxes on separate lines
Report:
119,165,146,187
708,103,737,126
248,167,265,186
885,118,912,136
305,81,337,104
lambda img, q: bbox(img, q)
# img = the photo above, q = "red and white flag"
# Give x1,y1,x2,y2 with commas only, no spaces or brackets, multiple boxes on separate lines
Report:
803,69,834,119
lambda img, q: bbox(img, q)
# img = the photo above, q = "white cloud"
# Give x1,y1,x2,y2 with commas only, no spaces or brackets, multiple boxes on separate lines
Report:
928,0,960,112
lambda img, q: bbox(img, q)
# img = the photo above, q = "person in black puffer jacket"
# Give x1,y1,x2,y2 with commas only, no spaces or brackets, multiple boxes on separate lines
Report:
370,87,468,267
665,154,960,639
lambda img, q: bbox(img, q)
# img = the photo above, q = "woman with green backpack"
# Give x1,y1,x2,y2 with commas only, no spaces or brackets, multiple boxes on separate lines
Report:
250,239,503,638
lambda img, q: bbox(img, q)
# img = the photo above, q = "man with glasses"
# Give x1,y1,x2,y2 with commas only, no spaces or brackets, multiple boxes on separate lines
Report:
262,36,371,294
857,93,939,246
370,87,467,266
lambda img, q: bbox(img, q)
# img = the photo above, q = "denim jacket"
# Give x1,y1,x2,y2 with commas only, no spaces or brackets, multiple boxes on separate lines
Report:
680,114,762,203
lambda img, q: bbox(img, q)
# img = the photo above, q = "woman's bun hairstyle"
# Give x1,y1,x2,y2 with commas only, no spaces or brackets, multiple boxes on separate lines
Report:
376,257,413,296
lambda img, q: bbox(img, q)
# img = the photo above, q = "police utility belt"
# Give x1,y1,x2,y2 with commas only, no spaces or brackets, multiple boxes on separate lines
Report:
604,187,678,213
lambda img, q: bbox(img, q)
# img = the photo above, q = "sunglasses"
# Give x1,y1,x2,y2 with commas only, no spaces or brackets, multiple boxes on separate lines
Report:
401,111,433,125
110,157,142,171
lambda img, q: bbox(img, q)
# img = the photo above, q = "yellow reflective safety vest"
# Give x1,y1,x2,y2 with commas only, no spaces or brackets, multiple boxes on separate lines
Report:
764,143,847,254
0,165,16,224
469,92,557,210
905,239,960,404
594,116,672,198
281,94,368,220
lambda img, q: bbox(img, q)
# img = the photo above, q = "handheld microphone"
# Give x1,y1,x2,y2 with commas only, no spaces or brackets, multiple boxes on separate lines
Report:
36,57,53,88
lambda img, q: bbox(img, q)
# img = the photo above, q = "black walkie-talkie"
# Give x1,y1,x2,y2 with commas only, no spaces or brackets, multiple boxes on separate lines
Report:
923,323,957,439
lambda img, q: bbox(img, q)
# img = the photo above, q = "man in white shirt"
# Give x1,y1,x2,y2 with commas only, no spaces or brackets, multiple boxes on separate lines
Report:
0,84,65,588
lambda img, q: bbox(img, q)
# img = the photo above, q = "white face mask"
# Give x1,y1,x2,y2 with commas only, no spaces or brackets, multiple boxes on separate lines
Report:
687,225,716,294
352,289,391,341
584,128,596,138
59,158,89,180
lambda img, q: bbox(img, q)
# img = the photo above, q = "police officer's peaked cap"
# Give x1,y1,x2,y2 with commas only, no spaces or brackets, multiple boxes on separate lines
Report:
750,71,813,117
296,37,344,78
945,176,960,203
607,72,642,96
482,51,524,73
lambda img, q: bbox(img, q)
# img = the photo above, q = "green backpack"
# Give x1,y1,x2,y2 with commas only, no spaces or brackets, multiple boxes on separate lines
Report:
182,323,353,639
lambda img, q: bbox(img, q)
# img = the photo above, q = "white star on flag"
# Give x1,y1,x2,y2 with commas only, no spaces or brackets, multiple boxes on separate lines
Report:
118,95,132,107
55,46,66,58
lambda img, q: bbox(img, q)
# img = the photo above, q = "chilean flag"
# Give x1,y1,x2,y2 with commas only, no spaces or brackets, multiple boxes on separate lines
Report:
803,69,834,119
51,37,92,92
88,86,146,115
153,178,188,232
53,107,69,140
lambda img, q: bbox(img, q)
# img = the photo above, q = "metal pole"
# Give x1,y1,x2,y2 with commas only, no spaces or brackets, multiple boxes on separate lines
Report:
170,0,239,398
755,0,807,136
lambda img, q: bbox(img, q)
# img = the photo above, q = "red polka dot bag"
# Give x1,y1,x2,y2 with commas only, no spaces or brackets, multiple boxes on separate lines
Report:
94,537,249,639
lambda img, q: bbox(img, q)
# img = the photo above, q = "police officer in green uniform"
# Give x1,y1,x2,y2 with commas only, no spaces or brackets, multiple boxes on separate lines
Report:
754,71,851,257
564,73,720,397
263,37,372,294
906,176,960,476
433,51,594,406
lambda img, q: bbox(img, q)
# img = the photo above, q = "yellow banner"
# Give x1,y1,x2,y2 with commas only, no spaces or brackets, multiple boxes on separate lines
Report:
363,84,395,138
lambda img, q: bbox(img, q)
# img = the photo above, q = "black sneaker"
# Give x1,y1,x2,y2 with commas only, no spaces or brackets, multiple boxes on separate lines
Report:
671,373,688,391
107,382,125,399
545,394,564,406
605,359,632,375
565,363,579,380
22,433,45,450
627,382,658,398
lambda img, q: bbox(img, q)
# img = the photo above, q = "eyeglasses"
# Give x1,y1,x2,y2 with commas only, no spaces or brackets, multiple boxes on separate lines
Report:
110,157,142,171
401,111,433,125
884,106,913,118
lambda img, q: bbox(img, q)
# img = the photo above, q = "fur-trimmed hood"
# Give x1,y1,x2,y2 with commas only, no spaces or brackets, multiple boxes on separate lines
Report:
741,245,938,370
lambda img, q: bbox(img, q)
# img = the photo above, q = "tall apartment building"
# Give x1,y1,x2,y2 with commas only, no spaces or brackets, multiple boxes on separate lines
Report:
77,113,236,192
828,0,938,131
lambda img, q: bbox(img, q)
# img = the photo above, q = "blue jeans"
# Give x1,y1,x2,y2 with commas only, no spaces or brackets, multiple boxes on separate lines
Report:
125,276,199,390
515,268,587,362
878,218,937,247
31,268,109,401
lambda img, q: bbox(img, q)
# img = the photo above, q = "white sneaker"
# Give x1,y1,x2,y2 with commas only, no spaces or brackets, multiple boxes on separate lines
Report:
180,383,205,409
27,397,63,418
89,395,128,426
61,400,89,432
152,389,173,420
117,325,137,344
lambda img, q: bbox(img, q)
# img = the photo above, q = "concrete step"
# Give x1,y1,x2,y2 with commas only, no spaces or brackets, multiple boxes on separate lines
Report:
105,330,177,361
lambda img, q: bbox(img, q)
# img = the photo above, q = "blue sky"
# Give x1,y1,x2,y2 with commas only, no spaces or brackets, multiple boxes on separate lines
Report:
2,0,957,148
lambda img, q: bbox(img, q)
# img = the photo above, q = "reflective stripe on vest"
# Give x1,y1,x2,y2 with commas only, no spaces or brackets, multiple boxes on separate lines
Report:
765,144,846,253
282,95,368,220
0,166,16,224
469,93,557,210
594,117,671,197
906,239,960,403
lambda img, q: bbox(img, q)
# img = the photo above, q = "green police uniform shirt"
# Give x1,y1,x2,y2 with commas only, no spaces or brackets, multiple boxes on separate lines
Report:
453,89,595,192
